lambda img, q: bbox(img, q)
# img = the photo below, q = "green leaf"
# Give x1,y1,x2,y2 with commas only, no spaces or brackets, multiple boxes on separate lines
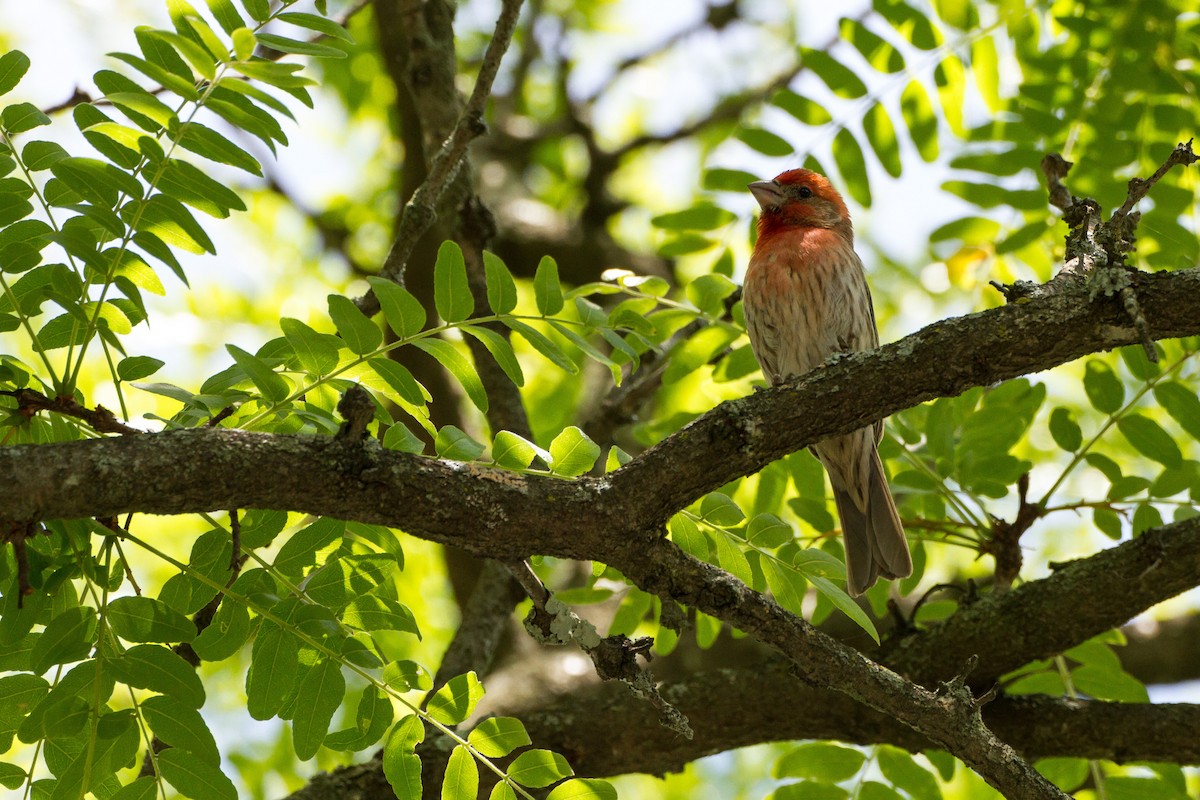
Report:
50,157,143,207
1048,407,1083,452
277,11,355,41
808,575,879,644
173,120,262,175
703,167,760,192
901,81,938,162
369,357,429,406
325,685,393,751
491,430,538,470
383,715,425,799
441,745,479,800
115,355,165,382
547,779,618,800
490,785,519,800
107,596,195,643
762,557,807,616
368,276,426,338
651,204,737,231
668,514,708,559
141,694,220,765
434,240,473,323
204,0,246,33
226,343,290,403
22,140,69,171
0,761,27,790
274,517,343,578
658,232,713,257
125,194,215,254
141,28,216,80
801,48,866,97
246,624,300,719
769,782,849,799
737,127,794,157
713,531,753,584
463,325,524,387
292,657,346,760
1117,414,1183,468
483,250,518,314
191,594,250,662
864,103,902,177
0,50,31,96
281,317,340,376
843,17,904,72
507,749,573,788
832,128,870,206
426,672,484,726
878,747,941,800
1104,776,1186,800
229,59,315,93
771,89,832,125
1083,361,1124,413
156,157,247,218
700,492,744,526
109,777,158,800
534,255,564,316
548,320,618,378
747,513,792,547
686,273,737,317
30,607,97,674
1,103,50,133
135,26,195,79
497,322,569,375
1155,381,1200,440
435,425,487,461
328,294,382,355
305,554,396,609
775,742,865,781
110,644,205,707
413,337,488,412
343,595,420,636
158,747,237,800
255,32,347,59
548,425,600,477
468,717,532,758
232,28,256,61
0,674,49,748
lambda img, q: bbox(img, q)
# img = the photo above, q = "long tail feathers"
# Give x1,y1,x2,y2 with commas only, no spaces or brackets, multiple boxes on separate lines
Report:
833,447,912,597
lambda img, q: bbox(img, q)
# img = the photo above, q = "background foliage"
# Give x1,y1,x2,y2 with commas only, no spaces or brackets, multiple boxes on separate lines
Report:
0,0,1198,798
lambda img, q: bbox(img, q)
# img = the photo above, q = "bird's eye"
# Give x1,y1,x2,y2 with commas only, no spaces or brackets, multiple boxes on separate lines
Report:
797,186,813,199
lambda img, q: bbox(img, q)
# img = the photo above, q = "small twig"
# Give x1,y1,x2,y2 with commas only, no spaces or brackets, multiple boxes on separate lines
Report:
1111,138,1197,221
356,0,527,316
1040,153,1074,213
1033,143,1197,363
985,473,1042,592
523,593,693,739
504,559,550,609
1,388,142,435
3,522,37,608
335,384,376,441
206,405,237,427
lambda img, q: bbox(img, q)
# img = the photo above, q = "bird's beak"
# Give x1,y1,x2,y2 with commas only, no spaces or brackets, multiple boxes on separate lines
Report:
748,180,784,210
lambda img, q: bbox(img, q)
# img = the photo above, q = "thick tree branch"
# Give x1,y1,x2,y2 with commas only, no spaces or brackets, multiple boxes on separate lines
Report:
509,662,1200,777
7,268,1196,531
11,268,1200,796
887,519,1200,688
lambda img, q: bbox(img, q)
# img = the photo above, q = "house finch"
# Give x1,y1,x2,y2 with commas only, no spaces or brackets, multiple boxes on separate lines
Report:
742,168,911,596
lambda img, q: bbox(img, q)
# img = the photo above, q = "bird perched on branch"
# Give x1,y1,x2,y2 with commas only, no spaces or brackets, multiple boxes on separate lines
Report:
742,168,912,596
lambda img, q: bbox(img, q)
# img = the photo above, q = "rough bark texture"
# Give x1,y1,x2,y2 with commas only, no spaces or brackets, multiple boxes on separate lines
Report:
6,267,1200,796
